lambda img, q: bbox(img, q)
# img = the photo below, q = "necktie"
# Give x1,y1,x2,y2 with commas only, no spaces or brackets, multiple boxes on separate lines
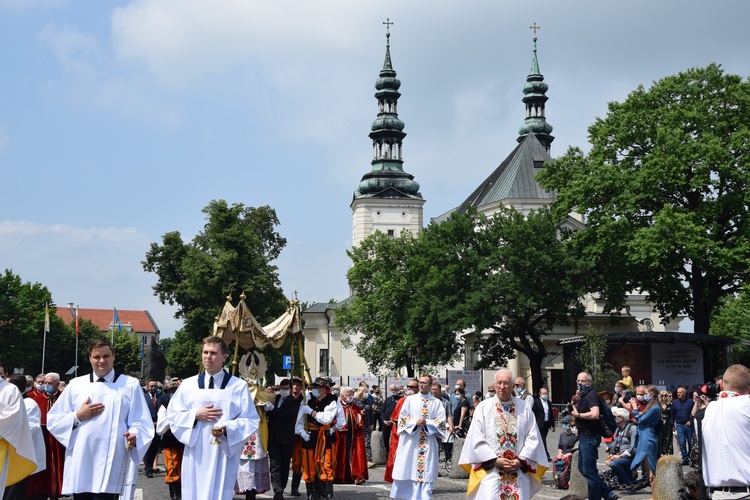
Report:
97,378,105,383
152,395,157,406
208,376,214,389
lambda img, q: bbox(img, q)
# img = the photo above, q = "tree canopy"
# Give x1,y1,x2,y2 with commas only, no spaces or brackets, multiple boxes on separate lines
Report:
537,64,750,335
336,207,590,389
142,200,290,377
143,200,288,342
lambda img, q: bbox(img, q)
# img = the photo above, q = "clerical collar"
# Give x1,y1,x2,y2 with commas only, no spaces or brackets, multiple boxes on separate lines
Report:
90,370,116,383
207,369,225,388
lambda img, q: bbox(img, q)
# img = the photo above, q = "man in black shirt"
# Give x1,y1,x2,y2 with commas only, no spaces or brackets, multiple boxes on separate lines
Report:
381,384,402,454
570,372,618,500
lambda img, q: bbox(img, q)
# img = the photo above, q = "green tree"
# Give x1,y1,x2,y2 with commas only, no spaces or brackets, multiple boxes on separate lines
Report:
165,328,202,379
575,325,618,392
538,64,750,335
0,269,57,372
335,230,438,377
710,284,750,363
435,208,590,391
142,200,288,345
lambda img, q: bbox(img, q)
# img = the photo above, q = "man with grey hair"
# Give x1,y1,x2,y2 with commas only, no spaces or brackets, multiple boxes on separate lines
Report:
570,371,618,500
26,371,66,499
459,369,548,498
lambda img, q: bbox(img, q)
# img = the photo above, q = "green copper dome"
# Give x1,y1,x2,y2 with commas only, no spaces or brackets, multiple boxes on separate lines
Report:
517,33,554,151
353,26,422,201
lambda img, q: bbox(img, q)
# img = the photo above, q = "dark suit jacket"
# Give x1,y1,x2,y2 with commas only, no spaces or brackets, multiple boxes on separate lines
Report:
144,391,167,422
268,393,302,445
382,394,402,423
532,396,555,431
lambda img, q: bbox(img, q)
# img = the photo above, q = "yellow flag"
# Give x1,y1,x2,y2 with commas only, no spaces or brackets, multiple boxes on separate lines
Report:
44,302,50,333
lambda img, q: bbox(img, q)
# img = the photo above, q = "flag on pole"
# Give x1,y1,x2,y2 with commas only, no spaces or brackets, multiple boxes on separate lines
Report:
113,308,123,332
44,302,50,333
75,305,79,337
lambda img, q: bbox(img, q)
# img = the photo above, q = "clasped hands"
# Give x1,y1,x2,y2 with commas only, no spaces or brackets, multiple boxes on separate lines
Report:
495,456,521,473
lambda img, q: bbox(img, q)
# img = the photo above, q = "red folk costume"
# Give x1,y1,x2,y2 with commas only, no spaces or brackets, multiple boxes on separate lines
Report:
333,398,368,484
384,396,407,483
26,390,65,498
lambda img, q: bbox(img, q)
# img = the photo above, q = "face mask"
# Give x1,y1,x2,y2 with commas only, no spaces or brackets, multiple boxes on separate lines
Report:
644,394,652,402
562,424,570,431
636,395,645,401
404,389,414,396
615,386,620,393
44,385,55,394
35,384,43,392
345,396,353,404
488,392,495,397
333,390,339,396
311,389,320,398
279,389,290,397
541,395,548,400
605,400,611,405
25,386,32,393
576,383,586,393
515,387,523,395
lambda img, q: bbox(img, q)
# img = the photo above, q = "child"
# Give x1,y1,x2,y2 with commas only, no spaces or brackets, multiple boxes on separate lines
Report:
621,366,634,391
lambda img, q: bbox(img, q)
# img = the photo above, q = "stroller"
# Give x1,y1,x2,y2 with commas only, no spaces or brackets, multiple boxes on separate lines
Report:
553,456,572,489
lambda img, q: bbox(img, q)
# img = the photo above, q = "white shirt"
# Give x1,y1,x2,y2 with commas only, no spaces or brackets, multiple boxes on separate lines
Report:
702,394,750,487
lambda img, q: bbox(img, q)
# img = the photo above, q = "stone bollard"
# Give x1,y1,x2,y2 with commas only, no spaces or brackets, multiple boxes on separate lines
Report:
449,438,469,479
371,430,387,465
567,454,588,498
652,455,686,500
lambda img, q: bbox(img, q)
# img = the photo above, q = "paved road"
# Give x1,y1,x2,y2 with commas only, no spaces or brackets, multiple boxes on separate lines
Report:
134,430,687,499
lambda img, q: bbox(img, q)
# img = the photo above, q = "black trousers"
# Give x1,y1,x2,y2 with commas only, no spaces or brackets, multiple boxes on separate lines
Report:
540,422,551,458
268,440,294,494
73,494,118,500
2,477,27,500
143,432,162,472
383,423,393,454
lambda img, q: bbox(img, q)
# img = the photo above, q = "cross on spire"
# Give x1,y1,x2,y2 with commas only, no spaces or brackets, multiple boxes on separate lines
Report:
383,18,394,35
530,22,541,37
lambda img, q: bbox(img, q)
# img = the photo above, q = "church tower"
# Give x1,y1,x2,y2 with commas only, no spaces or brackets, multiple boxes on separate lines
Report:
517,23,554,152
351,20,425,247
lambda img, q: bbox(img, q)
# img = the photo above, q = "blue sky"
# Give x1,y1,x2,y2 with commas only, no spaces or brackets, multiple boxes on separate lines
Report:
2,0,749,338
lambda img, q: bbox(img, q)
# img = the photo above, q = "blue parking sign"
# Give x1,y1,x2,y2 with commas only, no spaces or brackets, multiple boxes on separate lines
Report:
282,355,292,370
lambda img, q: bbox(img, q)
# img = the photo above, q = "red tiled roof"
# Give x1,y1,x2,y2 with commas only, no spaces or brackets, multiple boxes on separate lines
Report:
55,307,159,334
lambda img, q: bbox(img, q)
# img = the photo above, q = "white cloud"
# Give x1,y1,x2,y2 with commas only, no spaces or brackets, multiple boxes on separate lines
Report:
36,23,99,78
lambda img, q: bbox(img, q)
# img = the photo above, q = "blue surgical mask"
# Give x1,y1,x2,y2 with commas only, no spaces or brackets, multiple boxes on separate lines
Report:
514,387,523,395
562,424,570,430
311,389,320,398
541,395,548,401
44,385,55,394
644,394,652,402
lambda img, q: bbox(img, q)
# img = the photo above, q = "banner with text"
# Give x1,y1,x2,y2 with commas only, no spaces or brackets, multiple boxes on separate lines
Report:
651,344,704,389
446,370,482,399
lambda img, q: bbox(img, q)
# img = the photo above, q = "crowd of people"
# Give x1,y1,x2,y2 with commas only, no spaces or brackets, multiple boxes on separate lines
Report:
2,351,749,500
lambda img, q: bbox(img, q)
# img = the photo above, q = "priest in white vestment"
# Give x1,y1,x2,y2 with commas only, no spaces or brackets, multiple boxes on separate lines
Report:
47,340,154,498
0,380,37,498
390,375,447,500
459,369,549,499
167,336,259,500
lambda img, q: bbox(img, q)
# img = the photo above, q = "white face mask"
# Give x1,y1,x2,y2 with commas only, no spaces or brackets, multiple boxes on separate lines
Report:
279,389,290,397
636,395,645,402
345,396,353,404
35,384,43,392
404,389,414,396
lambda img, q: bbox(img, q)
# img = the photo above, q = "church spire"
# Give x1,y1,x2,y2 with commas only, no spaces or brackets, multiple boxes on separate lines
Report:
517,23,554,152
353,19,422,201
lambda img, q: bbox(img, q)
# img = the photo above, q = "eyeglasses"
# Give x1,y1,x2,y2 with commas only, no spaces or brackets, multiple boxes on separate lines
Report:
514,384,522,388
407,386,418,390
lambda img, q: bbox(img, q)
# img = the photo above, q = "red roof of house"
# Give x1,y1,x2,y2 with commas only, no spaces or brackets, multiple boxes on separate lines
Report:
55,307,159,334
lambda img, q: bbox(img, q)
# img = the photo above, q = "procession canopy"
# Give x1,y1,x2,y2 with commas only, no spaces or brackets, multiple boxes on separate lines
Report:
213,294,301,350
